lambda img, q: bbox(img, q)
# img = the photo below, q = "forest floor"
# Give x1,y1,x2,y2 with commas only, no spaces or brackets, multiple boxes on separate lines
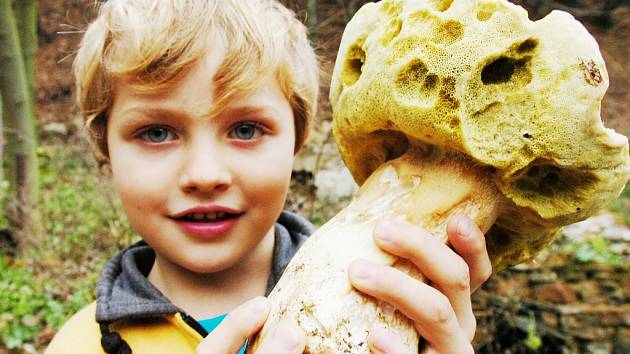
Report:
2,0,628,353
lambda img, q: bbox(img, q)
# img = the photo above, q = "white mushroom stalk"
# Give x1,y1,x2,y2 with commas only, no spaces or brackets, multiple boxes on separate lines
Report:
251,146,505,353
248,0,630,352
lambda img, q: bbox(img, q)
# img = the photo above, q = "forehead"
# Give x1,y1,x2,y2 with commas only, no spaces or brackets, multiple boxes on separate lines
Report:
111,54,290,122
118,45,223,100
114,46,285,117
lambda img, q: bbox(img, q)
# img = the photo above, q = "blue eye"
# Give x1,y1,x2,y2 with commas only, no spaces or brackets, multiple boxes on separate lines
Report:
140,126,174,143
231,123,262,141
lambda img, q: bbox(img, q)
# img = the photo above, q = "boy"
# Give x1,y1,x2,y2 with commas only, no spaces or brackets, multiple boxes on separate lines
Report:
46,1,492,353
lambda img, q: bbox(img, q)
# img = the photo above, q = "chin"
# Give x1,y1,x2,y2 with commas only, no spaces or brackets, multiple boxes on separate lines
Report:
180,255,239,275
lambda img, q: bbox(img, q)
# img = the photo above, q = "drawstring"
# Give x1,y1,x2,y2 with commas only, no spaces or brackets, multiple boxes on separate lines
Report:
99,322,132,354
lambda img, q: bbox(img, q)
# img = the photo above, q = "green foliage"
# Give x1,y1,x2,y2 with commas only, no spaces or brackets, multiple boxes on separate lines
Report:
36,141,135,261
309,216,326,228
0,138,135,351
0,254,94,350
524,312,542,351
561,234,624,265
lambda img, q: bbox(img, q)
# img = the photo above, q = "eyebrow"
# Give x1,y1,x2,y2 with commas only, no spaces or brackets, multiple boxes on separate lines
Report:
120,107,184,122
222,106,269,118
121,104,280,123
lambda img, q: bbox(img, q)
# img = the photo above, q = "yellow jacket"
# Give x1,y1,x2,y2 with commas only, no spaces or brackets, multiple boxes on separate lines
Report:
45,302,203,353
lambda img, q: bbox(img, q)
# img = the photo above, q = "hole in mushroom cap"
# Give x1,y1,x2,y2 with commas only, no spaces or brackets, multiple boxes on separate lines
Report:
517,38,539,53
398,59,428,85
481,56,530,85
371,129,409,162
395,59,442,107
518,164,561,196
424,74,439,90
342,44,366,87
350,59,363,74
509,161,599,217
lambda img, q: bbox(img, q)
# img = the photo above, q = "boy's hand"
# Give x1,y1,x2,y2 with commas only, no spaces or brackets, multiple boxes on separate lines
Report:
196,297,305,354
348,215,491,354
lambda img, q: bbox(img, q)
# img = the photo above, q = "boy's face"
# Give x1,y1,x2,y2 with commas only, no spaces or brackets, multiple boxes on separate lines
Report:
106,50,296,274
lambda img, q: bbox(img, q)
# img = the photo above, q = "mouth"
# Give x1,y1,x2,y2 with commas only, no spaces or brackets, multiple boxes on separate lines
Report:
169,207,243,238
172,211,240,223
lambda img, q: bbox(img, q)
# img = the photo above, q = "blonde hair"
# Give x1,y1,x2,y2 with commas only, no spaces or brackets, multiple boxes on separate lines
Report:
74,0,319,161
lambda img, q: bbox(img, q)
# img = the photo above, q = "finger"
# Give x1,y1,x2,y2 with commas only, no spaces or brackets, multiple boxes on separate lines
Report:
196,297,269,354
254,322,306,354
373,220,476,339
348,259,470,353
446,214,493,292
367,327,414,354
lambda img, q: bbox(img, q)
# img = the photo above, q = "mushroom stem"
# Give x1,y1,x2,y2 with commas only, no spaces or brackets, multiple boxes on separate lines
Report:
350,145,502,237
249,145,504,353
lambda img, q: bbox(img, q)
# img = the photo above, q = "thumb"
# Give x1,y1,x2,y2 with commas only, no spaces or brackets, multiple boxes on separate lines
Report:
253,322,306,354
196,297,270,354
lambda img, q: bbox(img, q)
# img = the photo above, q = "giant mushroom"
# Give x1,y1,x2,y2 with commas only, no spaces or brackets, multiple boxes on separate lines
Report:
248,0,630,352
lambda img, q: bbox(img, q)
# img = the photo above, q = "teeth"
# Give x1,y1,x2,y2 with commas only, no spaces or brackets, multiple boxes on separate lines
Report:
187,212,229,222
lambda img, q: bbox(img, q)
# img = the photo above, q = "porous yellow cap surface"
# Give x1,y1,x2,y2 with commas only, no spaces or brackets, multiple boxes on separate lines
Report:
331,0,630,268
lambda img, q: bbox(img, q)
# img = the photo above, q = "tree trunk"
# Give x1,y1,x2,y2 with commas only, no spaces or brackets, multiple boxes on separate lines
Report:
0,0,41,255
306,0,317,47
15,0,37,96
0,97,3,180
335,0,361,22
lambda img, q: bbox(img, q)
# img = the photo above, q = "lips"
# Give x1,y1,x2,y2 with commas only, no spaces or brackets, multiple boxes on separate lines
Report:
170,206,243,238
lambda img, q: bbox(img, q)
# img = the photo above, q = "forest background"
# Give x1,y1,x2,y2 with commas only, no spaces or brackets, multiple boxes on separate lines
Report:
0,0,628,353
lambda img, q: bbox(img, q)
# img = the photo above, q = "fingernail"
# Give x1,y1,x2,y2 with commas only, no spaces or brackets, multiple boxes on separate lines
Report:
457,215,473,238
274,323,301,350
374,220,396,243
248,297,268,314
369,327,391,354
349,259,373,280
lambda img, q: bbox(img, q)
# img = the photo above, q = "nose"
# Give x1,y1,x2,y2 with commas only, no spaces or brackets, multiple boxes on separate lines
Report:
178,141,232,194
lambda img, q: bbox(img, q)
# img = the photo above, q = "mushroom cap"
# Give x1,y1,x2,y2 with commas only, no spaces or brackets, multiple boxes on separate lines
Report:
330,0,630,269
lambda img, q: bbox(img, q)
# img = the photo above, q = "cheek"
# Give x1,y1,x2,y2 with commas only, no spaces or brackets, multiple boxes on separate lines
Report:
247,157,293,191
238,147,294,205
109,147,174,215
112,171,156,219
